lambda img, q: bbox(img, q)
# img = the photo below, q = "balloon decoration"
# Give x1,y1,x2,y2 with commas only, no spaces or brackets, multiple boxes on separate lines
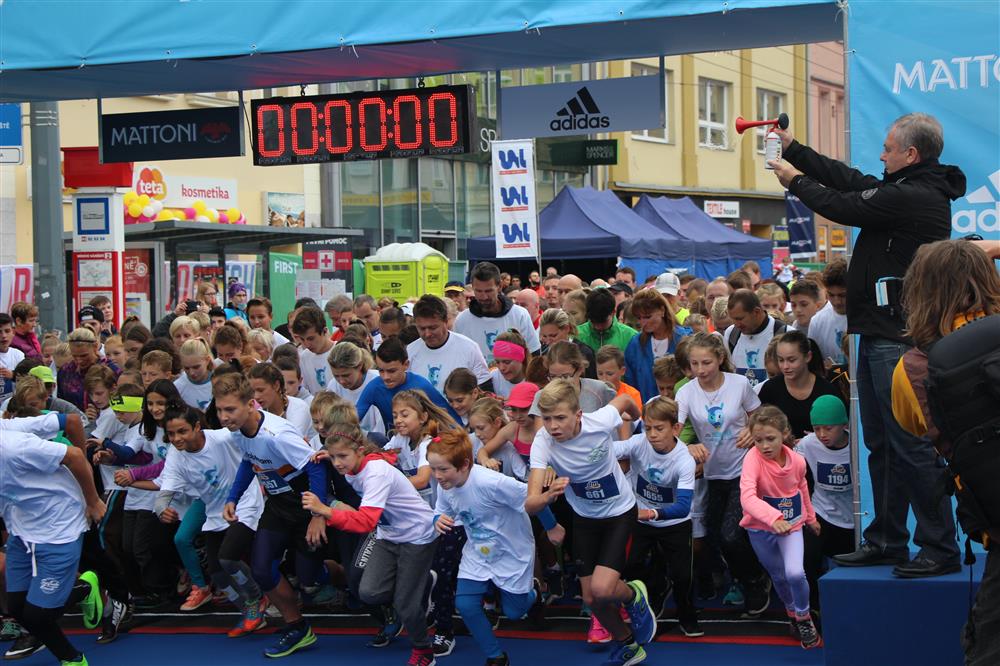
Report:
121,190,246,225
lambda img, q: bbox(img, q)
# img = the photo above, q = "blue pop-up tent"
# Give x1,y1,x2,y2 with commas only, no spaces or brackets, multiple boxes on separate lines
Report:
467,186,687,262
622,194,773,281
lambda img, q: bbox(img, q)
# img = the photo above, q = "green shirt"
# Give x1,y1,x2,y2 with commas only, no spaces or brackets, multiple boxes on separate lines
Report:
673,377,698,444
576,320,638,354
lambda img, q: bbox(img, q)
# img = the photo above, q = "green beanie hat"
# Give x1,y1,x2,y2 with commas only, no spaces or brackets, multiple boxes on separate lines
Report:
810,395,848,426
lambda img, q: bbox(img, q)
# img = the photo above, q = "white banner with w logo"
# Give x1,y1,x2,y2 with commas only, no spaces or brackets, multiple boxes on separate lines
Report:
492,139,539,259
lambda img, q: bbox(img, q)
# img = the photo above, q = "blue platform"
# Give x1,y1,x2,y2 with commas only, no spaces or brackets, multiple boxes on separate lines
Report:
820,557,984,666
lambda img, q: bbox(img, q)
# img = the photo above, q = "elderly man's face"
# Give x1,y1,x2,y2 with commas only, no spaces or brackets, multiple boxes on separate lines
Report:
881,129,917,175
514,290,539,320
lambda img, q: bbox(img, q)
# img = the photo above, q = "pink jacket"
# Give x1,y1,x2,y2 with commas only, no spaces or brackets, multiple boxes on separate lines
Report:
739,446,815,532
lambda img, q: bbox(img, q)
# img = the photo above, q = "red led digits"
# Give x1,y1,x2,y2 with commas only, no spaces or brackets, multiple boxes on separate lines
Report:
290,102,319,156
359,97,388,152
392,95,422,150
428,92,458,148
256,104,285,158
323,100,352,155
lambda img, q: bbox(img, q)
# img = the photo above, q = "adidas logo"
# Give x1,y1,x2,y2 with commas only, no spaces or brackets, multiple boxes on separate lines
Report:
550,87,611,132
953,168,999,234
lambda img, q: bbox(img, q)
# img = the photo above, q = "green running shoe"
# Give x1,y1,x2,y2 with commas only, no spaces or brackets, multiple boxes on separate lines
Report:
77,572,103,630
61,655,89,666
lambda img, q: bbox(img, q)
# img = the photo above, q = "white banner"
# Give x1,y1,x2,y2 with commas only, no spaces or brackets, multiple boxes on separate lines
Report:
135,165,238,209
492,139,539,259
0,264,33,313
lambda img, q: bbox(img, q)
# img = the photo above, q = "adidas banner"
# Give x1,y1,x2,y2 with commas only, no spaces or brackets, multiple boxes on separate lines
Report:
492,139,540,260
499,76,662,140
850,1,999,237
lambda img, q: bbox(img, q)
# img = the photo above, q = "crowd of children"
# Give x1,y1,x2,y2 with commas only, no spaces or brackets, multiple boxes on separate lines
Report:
0,261,856,666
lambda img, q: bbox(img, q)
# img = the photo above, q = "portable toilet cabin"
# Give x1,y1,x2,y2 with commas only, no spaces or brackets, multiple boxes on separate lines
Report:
362,243,449,301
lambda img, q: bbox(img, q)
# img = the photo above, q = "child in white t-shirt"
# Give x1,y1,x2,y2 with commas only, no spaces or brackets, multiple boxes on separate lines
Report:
526,380,656,663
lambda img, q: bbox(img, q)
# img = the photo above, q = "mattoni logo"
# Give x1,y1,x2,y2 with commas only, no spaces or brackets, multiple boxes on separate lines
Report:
549,87,610,132
200,121,232,144
953,168,999,234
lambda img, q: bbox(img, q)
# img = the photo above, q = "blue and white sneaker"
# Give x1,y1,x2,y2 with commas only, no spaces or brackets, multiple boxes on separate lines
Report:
264,623,316,658
624,580,657,645
600,641,647,666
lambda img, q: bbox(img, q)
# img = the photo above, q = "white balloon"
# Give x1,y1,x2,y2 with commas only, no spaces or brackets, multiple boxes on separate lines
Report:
142,205,155,218
195,215,210,222
151,199,164,213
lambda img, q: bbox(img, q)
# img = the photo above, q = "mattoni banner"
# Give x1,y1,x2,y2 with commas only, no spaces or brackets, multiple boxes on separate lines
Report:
492,139,539,260
850,1,999,237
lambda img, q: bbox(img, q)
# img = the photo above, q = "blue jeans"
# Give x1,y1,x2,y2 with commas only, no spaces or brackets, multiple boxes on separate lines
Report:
857,335,958,562
455,578,536,658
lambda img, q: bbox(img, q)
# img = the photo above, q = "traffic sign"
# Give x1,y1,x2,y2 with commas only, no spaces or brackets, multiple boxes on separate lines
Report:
0,104,23,165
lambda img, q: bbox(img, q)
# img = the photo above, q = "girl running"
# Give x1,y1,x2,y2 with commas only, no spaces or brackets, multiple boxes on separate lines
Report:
489,330,529,399
525,380,655,666
443,368,490,428
327,341,385,434
174,339,214,410
247,362,315,439
384,389,459,506
739,406,821,648
302,425,439,666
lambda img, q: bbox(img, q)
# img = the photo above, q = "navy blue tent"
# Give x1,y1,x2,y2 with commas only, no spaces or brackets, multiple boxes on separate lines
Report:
467,186,688,262
624,195,773,281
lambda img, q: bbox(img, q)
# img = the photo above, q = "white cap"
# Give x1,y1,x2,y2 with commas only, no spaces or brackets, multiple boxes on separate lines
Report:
654,272,680,296
400,302,414,317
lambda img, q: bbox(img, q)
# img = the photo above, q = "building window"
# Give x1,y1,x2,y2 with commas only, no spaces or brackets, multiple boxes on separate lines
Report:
630,63,670,142
756,89,786,152
698,78,730,149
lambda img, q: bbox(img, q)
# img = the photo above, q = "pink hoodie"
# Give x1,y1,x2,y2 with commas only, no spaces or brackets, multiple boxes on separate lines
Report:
739,445,815,532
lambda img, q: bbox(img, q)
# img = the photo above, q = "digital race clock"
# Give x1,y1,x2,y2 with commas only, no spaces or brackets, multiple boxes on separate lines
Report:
250,85,474,166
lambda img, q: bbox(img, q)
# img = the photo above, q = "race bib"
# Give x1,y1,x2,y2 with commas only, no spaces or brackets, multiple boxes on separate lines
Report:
636,475,674,506
256,469,293,495
817,462,851,491
743,367,768,387
570,473,621,502
764,494,802,523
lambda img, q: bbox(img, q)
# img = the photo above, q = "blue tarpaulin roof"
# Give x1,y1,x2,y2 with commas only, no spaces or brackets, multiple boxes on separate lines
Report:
622,194,773,280
0,1,842,102
467,186,686,261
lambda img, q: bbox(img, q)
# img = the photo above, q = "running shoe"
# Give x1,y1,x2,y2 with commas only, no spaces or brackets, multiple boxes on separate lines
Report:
0,618,20,642
722,582,744,606
485,654,510,666
796,615,822,649
176,570,191,597
228,598,268,638
587,614,612,644
624,580,657,645
743,577,772,617
786,610,800,640
60,656,88,666
431,633,455,657
96,598,129,645
600,641,646,666
76,572,103,630
678,617,704,638
305,584,344,607
180,585,213,612
406,646,436,666
264,623,316,658
4,633,43,660
367,607,403,648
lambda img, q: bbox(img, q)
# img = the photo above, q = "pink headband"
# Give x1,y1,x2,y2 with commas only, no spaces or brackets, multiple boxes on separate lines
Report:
492,340,526,363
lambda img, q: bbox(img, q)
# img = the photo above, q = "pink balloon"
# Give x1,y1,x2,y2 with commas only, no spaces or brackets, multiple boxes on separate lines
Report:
184,207,197,220
218,212,229,224
235,215,246,225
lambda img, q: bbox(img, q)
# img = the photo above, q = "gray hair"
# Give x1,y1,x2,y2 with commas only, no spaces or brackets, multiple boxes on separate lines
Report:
353,294,377,310
891,113,943,161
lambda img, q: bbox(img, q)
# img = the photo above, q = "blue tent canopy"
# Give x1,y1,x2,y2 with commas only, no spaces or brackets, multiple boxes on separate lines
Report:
622,194,773,281
467,186,687,262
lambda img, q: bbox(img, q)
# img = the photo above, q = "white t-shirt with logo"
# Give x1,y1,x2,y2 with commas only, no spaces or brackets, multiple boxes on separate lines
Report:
345,458,437,545
230,411,316,497
725,316,781,388
407,332,490,392
530,405,635,519
384,434,434,506
0,347,26,402
613,435,696,528
797,432,853,529
174,374,213,410
435,465,535,594
676,373,761,481
807,302,848,367
454,305,541,364
327,369,385,434
299,346,334,396
158,429,265,532
0,424,88,545
92,408,129,492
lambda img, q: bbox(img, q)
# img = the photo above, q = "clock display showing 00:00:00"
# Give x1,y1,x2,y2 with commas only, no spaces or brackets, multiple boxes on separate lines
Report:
251,85,473,165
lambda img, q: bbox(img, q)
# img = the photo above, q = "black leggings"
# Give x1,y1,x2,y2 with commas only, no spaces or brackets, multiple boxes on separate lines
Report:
79,490,130,603
7,592,78,661
203,523,260,606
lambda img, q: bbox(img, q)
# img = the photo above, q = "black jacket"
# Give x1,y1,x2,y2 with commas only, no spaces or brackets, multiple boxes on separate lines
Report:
785,140,966,342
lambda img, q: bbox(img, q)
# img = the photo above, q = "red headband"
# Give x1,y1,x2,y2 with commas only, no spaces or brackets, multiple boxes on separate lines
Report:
492,340,526,363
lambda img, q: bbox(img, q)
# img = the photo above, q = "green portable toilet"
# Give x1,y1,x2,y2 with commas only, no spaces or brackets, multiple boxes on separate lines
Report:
362,243,449,301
